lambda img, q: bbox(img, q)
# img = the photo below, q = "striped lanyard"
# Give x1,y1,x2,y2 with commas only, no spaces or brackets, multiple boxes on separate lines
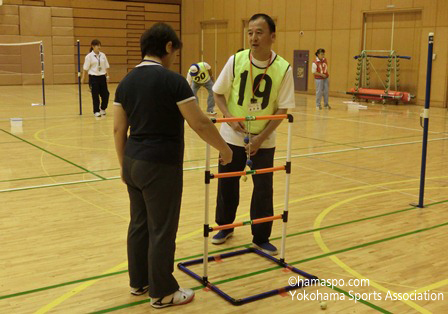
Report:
249,51,272,101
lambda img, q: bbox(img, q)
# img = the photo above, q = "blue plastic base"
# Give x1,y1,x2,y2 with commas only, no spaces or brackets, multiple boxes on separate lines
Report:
177,247,318,306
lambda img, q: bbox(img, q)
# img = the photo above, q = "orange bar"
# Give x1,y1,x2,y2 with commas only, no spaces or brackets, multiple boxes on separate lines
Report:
212,215,282,231
255,166,285,175
212,166,285,179
213,114,288,123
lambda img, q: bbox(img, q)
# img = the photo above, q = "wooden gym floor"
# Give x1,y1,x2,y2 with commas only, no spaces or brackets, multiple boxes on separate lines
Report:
0,84,447,313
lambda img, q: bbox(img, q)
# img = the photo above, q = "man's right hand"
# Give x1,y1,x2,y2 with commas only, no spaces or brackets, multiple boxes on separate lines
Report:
219,146,233,165
225,113,246,133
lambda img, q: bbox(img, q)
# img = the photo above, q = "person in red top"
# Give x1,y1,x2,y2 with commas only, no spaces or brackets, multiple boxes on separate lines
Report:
312,48,331,109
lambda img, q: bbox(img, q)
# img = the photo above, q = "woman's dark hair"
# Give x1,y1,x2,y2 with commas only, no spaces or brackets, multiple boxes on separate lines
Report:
140,23,182,59
249,13,276,33
89,39,101,52
315,48,325,57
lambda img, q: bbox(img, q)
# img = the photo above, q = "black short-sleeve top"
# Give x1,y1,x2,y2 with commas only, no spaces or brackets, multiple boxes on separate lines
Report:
114,61,195,164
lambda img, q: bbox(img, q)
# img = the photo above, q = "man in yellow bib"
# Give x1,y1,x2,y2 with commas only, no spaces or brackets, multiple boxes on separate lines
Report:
212,14,295,255
186,62,217,115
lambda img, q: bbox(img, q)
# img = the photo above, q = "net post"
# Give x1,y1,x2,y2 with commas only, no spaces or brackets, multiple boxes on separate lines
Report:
416,33,434,208
77,40,82,115
40,41,45,106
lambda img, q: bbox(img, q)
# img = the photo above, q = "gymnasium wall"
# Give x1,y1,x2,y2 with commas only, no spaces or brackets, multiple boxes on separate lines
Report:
0,0,181,85
181,0,448,107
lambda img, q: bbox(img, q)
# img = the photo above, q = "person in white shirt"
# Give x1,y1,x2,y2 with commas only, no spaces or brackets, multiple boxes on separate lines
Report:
186,62,216,115
81,39,110,117
211,14,295,256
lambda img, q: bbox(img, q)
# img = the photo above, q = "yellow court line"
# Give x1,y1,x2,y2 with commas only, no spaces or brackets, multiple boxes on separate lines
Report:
407,279,448,295
314,187,448,314
34,262,128,314
34,176,448,313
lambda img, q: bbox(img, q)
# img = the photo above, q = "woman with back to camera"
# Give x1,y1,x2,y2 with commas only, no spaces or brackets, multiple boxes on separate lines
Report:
113,23,232,309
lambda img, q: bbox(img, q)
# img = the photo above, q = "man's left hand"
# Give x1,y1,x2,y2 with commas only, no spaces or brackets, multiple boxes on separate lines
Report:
245,135,263,156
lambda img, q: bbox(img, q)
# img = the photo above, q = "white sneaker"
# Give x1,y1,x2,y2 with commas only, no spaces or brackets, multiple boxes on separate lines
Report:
130,285,149,296
94,112,101,117
150,288,195,308
100,109,106,115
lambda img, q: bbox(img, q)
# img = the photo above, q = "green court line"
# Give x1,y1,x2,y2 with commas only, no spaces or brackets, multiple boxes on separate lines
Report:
0,171,89,183
1,200,446,302
0,129,106,180
91,220,448,313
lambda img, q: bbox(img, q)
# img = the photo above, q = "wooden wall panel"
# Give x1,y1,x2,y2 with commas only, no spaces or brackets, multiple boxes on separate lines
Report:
429,27,448,104
331,30,350,93
0,4,19,15
333,0,351,30
316,0,333,30
347,29,362,90
52,26,74,36
51,7,73,17
436,0,448,27
0,25,19,34
52,17,74,27
0,15,20,25
271,0,286,32
300,0,316,31
20,6,51,36
285,0,300,32
414,0,436,27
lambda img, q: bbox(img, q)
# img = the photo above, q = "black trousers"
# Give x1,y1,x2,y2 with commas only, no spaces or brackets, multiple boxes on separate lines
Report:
89,74,109,113
216,143,275,245
122,156,183,298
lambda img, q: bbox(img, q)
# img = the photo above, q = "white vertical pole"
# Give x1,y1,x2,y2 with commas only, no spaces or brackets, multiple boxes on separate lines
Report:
280,118,293,261
203,143,211,279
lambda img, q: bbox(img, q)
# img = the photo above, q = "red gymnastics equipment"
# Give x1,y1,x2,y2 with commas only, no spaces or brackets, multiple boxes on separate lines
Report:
347,88,414,103
178,114,318,306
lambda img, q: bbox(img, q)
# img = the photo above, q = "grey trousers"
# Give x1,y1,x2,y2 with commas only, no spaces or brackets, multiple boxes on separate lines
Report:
191,79,215,112
122,156,183,298
315,78,329,107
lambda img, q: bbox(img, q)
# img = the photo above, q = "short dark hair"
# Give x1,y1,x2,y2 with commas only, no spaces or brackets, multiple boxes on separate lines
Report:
90,39,101,52
249,13,276,33
140,23,182,59
315,48,325,56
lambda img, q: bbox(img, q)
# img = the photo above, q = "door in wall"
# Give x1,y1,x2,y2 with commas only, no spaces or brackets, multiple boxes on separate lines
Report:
293,50,309,92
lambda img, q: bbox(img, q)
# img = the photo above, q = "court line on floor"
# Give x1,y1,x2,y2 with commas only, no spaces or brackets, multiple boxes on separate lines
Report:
89,219,448,314
0,171,87,183
34,126,114,152
10,169,448,312
0,129,106,180
297,111,448,135
314,187,448,314
2,133,446,191
2,199,446,302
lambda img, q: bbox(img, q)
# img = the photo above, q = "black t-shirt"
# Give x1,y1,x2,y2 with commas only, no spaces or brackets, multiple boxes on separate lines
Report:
114,63,195,164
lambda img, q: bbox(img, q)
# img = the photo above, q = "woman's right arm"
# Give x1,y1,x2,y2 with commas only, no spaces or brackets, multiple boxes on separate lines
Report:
178,100,232,165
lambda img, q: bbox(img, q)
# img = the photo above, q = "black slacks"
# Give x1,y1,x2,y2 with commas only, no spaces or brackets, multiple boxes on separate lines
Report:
122,156,183,298
89,74,109,113
216,143,275,245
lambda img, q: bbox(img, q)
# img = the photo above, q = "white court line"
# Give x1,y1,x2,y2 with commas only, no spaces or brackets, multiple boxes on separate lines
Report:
0,179,102,193
3,137,447,193
297,111,447,135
